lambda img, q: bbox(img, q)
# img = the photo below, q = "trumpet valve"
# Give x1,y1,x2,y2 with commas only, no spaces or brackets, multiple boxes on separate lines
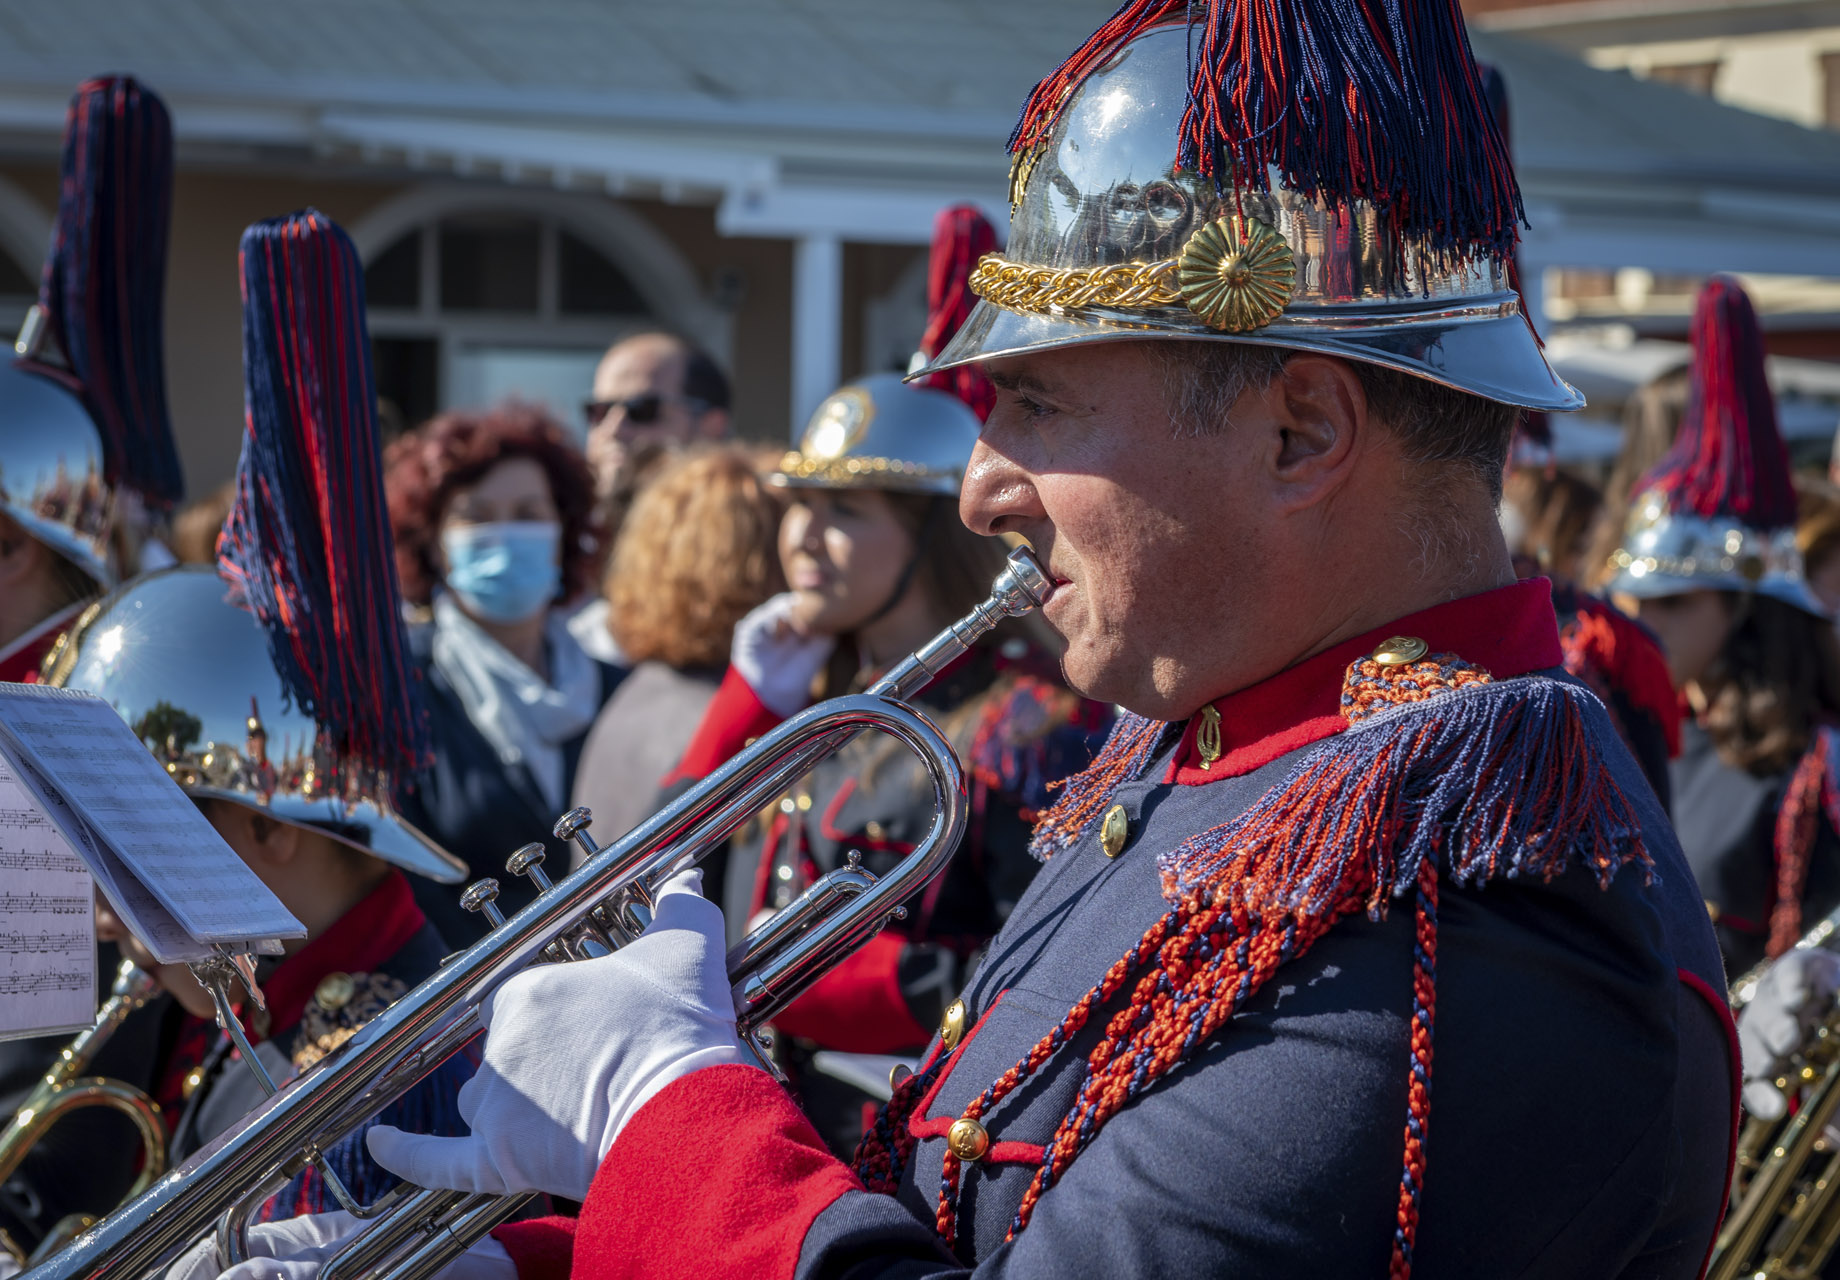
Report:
460,879,508,930
506,843,553,892
552,807,601,861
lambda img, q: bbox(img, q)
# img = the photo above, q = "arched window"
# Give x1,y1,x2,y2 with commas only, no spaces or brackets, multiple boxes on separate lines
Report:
352,188,729,440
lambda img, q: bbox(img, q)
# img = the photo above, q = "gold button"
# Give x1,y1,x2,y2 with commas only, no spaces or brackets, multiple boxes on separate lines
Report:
1100,804,1130,858
181,1066,207,1100
1373,636,1428,666
314,972,356,1012
940,999,968,1050
889,1063,914,1091
1705,899,1721,924
946,1116,991,1162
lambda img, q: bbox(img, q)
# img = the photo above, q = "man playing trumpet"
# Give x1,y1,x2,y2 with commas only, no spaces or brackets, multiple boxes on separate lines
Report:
210,1,1734,1275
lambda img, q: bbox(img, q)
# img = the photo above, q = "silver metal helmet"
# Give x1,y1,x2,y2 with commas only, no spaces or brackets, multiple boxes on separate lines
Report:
915,23,1582,413
772,373,981,497
0,360,115,587
1605,489,1825,616
42,566,465,884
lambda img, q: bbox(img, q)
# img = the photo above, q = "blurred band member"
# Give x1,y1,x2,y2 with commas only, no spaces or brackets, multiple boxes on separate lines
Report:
663,375,1110,1154
571,446,785,850
12,212,470,1257
385,405,619,945
1503,467,1679,805
2,77,182,681
1609,277,1840,974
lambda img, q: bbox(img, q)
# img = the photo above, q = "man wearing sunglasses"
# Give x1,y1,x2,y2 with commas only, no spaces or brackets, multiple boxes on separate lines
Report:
583,332,731,524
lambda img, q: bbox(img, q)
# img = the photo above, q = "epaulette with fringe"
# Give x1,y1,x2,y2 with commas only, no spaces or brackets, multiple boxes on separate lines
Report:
288,971,408,1072
857,650,1653,1277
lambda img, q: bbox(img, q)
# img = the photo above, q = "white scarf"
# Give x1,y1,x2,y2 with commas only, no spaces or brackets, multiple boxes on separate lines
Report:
431,593,600,812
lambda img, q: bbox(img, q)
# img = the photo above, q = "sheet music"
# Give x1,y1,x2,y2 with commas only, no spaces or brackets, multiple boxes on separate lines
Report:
0,758,95,1042
0,684,303,954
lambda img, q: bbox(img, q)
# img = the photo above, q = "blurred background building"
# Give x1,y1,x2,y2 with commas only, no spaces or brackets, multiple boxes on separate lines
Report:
0,0,1836,490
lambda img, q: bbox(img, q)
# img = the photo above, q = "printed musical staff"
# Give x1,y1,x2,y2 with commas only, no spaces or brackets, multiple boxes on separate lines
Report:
0,755,96,1041
0,970,90,997
0,893,88,915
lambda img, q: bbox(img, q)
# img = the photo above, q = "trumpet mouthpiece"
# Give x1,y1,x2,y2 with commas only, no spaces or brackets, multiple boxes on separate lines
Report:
994,547,1053,616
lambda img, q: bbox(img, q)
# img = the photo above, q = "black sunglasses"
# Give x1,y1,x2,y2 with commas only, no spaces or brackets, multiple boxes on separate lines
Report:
582,393,712,428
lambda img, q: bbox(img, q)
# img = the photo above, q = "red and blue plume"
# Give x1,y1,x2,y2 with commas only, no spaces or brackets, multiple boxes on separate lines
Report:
1009,0,1523,270
26,76,182,510
1637,275,1794,530
913,205,998,421
217,210,430,782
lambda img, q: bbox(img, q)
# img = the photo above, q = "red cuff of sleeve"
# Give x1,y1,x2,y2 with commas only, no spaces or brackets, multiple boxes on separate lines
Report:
577,1063,860,1280
663,667,784,786
771,932,933,1054
491,1216,577,1280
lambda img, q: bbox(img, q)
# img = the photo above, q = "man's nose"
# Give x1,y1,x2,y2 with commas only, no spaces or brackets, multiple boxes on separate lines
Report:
959,438,1042,537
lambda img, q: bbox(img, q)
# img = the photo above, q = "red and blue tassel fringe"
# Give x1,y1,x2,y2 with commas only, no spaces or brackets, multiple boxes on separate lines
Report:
1771,724,1840,957
858,658,1651,1276
1008,0,1523,274
913,205,999,421
1639,275,1794,529
218,210,431,784
27,76,182,509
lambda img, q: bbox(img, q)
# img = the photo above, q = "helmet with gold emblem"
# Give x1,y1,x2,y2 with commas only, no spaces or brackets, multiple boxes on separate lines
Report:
772,372,982,497
43,210,464,885
912,3,1582,414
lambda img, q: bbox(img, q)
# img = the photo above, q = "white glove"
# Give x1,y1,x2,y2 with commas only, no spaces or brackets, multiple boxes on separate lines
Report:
367,870,751,1201
731,593,835,717
1738,947,1840,1119
163,1210,514,1280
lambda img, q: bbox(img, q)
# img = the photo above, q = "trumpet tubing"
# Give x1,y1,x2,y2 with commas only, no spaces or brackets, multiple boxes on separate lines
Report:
23,547,1052,1280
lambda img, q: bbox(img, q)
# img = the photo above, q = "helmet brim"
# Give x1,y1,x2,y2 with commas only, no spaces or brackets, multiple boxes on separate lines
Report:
912,296,1586,415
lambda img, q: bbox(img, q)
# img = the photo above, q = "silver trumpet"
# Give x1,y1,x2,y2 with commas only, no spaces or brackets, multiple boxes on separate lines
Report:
25,546,1053,1280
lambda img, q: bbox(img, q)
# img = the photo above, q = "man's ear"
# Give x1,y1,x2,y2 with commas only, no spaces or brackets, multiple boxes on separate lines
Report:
1266,355,1369,508
229,806,303,868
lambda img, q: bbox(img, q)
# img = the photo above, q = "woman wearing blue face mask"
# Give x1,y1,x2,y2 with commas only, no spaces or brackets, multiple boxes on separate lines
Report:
385,404,621,945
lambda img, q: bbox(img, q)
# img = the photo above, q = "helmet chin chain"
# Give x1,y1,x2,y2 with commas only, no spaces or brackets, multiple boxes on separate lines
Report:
854,499,944,639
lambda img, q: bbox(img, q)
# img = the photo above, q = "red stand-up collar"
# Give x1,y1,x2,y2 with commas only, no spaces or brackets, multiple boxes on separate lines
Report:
259,869,426,1037
1169,578,1562,785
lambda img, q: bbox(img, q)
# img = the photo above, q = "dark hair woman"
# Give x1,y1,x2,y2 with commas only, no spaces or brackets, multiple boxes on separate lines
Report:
661,374,1111,1156
384,402,620,944
1607,278,1840,974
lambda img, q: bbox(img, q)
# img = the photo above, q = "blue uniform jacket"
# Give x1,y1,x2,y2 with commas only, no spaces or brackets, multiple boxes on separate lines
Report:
496,580,1736,1280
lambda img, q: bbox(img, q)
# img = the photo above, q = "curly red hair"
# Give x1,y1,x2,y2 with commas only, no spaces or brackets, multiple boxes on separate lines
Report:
384,403,599,607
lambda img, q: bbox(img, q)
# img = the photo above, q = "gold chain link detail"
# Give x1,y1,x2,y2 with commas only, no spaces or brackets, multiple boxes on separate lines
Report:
969,253,1182,313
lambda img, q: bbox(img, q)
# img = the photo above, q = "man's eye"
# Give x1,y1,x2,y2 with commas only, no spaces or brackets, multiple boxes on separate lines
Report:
1017,394,1055,418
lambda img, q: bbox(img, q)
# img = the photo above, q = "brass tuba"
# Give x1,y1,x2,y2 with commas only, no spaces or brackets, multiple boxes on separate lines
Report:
0,961,166,1269
21,546,1052,1280
1710,904,1840,1280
